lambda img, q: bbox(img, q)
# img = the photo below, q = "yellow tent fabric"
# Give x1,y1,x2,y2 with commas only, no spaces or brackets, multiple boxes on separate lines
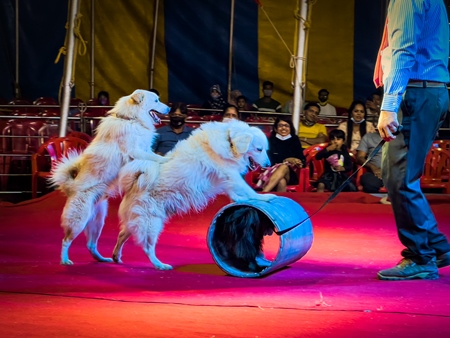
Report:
305,0,355,108
76,0,169,104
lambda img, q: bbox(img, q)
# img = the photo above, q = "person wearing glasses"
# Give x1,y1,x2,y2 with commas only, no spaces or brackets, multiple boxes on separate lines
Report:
255,116,306,192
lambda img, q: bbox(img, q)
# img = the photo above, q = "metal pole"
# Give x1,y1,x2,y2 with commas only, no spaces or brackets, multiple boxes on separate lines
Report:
89,0,95,99
59,0,81,137
149,0,160,89
227,0,235,102
14,0,19,98
292,0,308,130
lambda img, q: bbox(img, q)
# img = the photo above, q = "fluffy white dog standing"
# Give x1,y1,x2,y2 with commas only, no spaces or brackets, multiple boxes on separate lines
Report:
50,89,169,265
114,120,277,270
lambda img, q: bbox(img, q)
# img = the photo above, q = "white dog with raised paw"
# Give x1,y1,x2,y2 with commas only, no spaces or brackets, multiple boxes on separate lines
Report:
114,119,276,270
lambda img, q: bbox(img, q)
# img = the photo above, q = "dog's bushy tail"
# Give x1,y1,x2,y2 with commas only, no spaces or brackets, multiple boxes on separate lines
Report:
119,159,159,195
49,150,82,196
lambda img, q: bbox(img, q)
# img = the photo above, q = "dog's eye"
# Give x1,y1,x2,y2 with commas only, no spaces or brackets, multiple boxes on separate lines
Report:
256,147,263,152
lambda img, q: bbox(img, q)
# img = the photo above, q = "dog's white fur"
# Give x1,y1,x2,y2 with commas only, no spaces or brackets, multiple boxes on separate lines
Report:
50,89,169,265
113,120,276,270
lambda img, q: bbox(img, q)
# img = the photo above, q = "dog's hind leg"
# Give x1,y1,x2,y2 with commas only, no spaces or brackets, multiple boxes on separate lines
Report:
142,216,172,270
61,193,97,265
85,198,113,263
112,228,132,263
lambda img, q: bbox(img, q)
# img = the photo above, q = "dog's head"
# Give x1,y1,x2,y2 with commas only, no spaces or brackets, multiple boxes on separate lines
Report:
109,89,170,127
226,120,271,173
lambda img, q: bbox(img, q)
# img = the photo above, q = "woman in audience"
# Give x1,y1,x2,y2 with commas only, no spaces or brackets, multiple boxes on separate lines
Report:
256,116,306,192
337,99,376,153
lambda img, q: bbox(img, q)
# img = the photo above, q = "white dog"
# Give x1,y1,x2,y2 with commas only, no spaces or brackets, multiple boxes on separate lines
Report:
113,120,277,270
50,89,169,265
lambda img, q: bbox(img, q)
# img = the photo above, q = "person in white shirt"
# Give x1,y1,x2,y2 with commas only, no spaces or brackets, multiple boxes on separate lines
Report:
317,89,337,117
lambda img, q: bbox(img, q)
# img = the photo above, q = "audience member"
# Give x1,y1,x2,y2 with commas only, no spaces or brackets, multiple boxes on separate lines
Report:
149,88,160,97
298,102,328,148
252,81,282,113
97,91,110,106
356,130,384,193
228,90,242,106
153,102,194,155
338,99,376,153
202,84,228,112
256,117,306,192
365,89,383,126
222,105,240,122
317,89,337,116
314,129,355,192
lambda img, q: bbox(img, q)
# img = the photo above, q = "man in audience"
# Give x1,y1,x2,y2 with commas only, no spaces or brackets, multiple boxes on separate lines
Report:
356,130,384,193
298,102,328,148
317,89,337,116
153,102,194,155
253,81,282,113
365,89,383,126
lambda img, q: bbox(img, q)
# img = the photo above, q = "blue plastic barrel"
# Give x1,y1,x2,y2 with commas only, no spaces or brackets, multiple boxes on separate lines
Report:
207,196,313,277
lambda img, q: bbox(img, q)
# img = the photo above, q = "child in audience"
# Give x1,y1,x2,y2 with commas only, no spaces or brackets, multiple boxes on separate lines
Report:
315,129,355,192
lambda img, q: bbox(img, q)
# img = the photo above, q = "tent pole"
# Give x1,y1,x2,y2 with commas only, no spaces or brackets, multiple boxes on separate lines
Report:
89,0,95,99
227,0,235,102
59,0,81,137
292,0,308,130
149,0,160,90
14,0,19,98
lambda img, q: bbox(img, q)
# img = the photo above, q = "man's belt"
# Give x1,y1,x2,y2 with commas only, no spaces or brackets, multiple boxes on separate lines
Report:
407,80,447,88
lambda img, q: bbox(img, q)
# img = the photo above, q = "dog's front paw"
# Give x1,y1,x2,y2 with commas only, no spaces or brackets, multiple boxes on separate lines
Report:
155,263,173,270
255,193,277,202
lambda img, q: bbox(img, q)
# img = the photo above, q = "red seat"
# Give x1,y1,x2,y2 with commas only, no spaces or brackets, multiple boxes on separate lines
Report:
33,97,58,105
67,131,93,143
31,136,89,198
420,147,450,194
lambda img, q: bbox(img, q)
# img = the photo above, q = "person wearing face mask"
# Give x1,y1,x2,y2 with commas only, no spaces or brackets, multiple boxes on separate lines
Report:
153,102,194,156
252,81,282,114
317,89,337,117
254,117,306,192
298,102,328,149
202,84,228,114
222,105,240,122
337,99,376,153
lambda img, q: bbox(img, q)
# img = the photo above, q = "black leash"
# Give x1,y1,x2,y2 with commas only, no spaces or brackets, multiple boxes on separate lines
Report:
275,126,402,236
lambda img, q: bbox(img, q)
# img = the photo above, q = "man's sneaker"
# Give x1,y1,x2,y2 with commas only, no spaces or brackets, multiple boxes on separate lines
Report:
437,252,450,269
378,258,439,280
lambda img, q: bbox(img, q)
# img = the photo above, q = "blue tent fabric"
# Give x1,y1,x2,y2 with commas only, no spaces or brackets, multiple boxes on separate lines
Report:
0,0,67,101
164,0,259,104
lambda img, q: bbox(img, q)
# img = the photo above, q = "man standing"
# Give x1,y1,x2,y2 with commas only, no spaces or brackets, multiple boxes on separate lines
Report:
153,102,194,156
317,89,337,117
376,0,450,280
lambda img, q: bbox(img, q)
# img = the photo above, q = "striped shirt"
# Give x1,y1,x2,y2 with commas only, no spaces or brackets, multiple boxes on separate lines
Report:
380,0,450,113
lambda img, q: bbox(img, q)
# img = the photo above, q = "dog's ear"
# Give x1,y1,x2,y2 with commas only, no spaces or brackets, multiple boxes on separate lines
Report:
231,133,253,154
130,92,144,105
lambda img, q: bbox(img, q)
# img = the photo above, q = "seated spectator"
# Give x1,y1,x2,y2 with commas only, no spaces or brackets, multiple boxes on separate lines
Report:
315,129,355,192
356,130,384,193
222,105,240,122
153,102,194,155
228,89,242,106
202,84,228,113
255,117,306,192
338,99,376,153
149,88,160,97
236,95,252,112
317,89,337,116
365,89,383,126
252,81,282,113
298,102,328,148
97,91,110,106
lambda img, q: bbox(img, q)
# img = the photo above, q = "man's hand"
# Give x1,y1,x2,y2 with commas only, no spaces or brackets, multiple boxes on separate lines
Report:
378,111,399,142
